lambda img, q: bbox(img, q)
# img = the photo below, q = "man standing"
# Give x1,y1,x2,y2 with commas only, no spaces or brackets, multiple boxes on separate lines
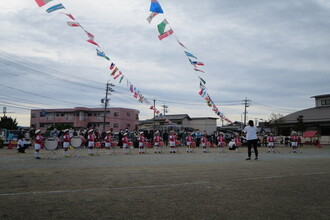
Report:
243,120,259,160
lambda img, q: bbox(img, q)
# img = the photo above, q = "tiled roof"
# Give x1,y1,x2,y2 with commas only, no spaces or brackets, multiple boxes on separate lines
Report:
281,107,330,123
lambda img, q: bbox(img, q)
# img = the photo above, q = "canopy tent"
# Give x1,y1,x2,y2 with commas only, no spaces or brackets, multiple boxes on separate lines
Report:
302,131,318,138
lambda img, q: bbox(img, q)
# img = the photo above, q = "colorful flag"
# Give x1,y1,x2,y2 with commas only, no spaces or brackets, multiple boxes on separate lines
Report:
185,51,198,59
146,12,158,24
87,39,99,47
85,31,95,40
113,71,122,80
46,3,65,13
177,39,187,49
157,19,169,35
130,84,134,93
109,63,115,70
119,75,125,83
191,61,204,66
67,22,80,27
194,68,205,73
158,29,174,40
96,49,105,57
111,67,118,76
150,0,164,14
35,0,53,7
62,13,75,20
199,76,206,85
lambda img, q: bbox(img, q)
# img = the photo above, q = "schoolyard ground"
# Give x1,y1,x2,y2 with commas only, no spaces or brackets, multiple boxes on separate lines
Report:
0,145,330,220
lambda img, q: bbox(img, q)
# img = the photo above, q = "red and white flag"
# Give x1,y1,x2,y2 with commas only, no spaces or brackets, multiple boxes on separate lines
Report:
67,22,81,27
146,12,158,23
87,39,100,47
158,29,174,40
35,0,53,7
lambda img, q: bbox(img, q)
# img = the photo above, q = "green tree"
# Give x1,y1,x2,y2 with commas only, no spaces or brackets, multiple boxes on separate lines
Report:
292,115,306,133
0,116,18,130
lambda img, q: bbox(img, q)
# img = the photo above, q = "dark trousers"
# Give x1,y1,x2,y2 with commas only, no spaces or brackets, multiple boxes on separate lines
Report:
247,139,258,158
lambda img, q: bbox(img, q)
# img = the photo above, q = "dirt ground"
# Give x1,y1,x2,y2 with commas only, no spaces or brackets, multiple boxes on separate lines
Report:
0,145,330,220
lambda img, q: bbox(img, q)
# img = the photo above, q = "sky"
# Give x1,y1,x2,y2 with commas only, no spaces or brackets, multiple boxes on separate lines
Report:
0,0,330,127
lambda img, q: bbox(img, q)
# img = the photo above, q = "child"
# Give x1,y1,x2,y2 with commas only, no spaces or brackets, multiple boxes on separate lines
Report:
234,134,241,153
201,133,208,153
122,133,130,155
138,132,146,154
104,131,113,155
34,129,43,159
186,132,194,153
267,133,278,153
290,132,301,153
62,129,70,157
17,137,27,153
87,129,95,156
217,132,226,153
153,131,162,153
169,131,177,153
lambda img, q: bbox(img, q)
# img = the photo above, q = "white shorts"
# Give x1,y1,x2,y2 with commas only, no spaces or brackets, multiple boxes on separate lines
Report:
186,142,191,146
63,142,70,149
169,141,176,147
88,141,94,147
34,143,41,150
154,142,159,146
105,142,111,148
291,142,298,147
139,142,144,147
123,143,128,149
268,142,274,147
202,143,206,147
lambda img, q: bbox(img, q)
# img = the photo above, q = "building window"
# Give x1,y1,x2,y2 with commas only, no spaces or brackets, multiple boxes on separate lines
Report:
93,113,97,116
114,112,119,117
135,114,139,120
60,113,65,117
56,114,60,117
127,124,131,128
32,114,36,118
114,123,119,128
321,99,330,106
127,112,131,116
88,113,92,116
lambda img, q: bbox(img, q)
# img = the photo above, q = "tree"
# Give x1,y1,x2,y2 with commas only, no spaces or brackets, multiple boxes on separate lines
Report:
292,115,306,133
268,112,285,135
0,116,18,130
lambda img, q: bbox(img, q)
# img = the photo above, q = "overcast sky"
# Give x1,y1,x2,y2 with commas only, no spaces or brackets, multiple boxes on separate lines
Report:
0,0,330,127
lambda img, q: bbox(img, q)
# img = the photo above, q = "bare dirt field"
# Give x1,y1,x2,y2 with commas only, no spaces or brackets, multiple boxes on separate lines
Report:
1,145,330,220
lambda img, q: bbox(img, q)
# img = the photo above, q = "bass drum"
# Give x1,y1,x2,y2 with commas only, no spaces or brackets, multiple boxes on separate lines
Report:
70,136,84,148
44,137,60,151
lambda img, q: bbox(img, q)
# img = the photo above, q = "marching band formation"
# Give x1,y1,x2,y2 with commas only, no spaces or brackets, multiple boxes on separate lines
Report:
28,127,305,159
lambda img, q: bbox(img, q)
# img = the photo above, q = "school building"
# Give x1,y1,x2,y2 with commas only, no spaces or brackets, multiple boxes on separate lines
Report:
30,107,140,133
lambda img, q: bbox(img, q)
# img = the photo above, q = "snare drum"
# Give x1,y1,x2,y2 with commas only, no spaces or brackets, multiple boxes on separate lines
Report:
44,137,60,151
70,136,83,148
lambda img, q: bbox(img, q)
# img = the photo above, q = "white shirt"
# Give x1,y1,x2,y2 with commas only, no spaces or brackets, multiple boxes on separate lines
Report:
243,126,258,140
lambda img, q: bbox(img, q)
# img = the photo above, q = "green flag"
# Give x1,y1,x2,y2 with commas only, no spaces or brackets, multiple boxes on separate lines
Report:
157,19,169,35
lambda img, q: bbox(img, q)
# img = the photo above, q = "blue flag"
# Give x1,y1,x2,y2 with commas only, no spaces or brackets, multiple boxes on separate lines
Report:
150,0,164,14
46,3,65,13
185,51,198,59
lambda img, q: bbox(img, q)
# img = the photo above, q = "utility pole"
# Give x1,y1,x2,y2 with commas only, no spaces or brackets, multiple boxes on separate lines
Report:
102,81,114,132
153,99,156,131
161,103,168,116
242,97,251,126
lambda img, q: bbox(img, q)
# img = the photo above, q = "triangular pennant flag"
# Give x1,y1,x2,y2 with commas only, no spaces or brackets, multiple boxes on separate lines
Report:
157,19,169,35
185,51,198,59
96,49,105,57
119,75,125,83
158,29,174,40
109,63,115,70
85,31,95,40
199,76,206,85
46,3,65,13
194,68,205,73
177,39,188,49
113,71,122,80
35,0,53,7
87,39,99,47
150,0,164,14
104,56,110,61
62,13,75,20
67,22,81,27
111,67,118,76
147,12,158,24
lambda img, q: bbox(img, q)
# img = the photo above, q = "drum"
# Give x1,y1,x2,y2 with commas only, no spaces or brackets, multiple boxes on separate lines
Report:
70,136,83,148
44,137,60,151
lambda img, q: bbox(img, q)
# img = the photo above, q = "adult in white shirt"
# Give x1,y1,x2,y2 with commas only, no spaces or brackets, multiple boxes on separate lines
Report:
243,120,259,160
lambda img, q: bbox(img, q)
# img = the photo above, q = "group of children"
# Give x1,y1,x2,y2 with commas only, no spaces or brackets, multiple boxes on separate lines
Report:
30,129,303,159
